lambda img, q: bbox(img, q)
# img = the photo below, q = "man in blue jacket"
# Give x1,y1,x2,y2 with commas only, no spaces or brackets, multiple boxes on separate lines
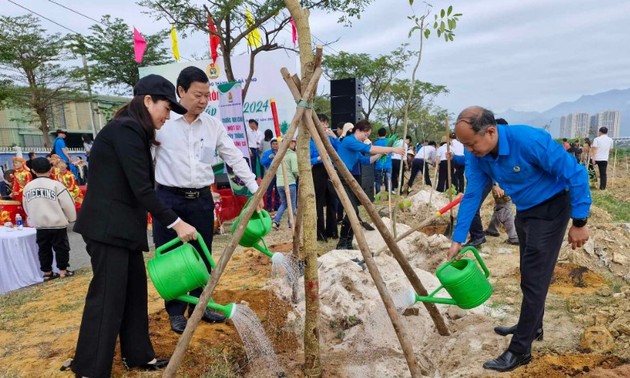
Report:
448,106,591,372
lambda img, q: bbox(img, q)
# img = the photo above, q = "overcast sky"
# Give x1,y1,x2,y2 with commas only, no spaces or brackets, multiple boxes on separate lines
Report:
4,0,630,116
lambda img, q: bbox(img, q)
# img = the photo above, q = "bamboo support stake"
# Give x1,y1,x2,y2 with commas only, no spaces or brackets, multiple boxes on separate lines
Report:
280,160,295,228
163,68,323,377
302,109,423,378
307,113,450,337
375,196,463,256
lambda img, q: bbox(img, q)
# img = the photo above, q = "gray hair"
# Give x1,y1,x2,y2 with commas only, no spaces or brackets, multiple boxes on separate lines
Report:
456,106,496,134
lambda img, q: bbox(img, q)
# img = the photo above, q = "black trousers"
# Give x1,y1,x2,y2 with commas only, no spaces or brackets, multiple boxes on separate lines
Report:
338,177,360,243
391,159,404,193
153,187,215,317
453,161,465,193
436,160,452,192
469,183,493,241
509,190,570,354
36,228,70,271
312,164,338,238
408,159,431,188
596,160,608,189
72,238,155,378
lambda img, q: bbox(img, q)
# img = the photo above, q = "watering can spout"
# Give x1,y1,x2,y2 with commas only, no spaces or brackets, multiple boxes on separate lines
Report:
176,294,236,319
414,291,457,306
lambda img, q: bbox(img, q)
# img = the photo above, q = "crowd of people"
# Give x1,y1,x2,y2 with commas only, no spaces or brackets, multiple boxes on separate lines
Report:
7,65,615,377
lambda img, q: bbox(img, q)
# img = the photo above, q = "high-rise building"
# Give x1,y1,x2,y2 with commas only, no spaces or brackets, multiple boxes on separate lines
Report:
560,112,589,138
589,110,621,138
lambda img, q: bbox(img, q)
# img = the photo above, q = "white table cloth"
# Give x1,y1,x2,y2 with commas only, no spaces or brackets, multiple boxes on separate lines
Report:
0,226,47,295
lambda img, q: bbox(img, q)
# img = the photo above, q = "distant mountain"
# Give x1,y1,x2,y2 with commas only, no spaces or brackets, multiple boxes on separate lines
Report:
497,88,630,137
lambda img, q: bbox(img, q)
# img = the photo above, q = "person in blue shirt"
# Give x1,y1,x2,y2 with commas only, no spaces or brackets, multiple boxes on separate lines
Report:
335,120,404,249
311,114,340,241
260,138,281,211
448,106,591,372
373,128,392,194
53,129,79,179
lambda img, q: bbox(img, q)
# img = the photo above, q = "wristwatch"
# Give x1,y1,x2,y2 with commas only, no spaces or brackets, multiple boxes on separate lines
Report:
572,218,588,228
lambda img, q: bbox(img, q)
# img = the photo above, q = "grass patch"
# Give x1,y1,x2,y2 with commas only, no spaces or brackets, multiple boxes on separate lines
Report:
591,191,630,222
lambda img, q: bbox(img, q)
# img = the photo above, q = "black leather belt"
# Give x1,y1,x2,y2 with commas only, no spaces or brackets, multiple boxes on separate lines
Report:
157,184,208,199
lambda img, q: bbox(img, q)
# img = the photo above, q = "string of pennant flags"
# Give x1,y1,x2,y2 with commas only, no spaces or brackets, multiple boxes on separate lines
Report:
133,10,298,64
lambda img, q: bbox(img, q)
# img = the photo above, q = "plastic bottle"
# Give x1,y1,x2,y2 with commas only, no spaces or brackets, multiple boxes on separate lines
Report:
15,214,23,230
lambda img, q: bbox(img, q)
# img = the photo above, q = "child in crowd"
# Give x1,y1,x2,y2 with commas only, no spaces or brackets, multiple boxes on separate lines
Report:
0,169,15,200
22,157,77,280
57,160,83,204
484,184,519,245
11,157,32,202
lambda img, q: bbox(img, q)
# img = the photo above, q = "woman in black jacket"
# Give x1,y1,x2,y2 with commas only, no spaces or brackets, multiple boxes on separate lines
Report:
71,75,197,378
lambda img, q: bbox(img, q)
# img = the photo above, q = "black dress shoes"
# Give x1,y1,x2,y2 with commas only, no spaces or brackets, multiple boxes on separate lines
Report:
464,237,486,247
136,358,169,371
201,309,227,323
483,350,531,372
494,324,544,341
170,315,187,334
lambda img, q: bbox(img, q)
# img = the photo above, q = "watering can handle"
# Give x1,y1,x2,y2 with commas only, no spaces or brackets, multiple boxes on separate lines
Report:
154,232,216,269
458,246,490,278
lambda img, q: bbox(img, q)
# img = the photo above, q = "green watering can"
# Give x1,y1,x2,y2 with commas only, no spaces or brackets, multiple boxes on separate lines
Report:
147,233,235,319
230,206,274,258
415,246,493,309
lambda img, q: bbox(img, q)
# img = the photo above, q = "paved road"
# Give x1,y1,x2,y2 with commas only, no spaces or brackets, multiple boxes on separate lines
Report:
67,227,155,271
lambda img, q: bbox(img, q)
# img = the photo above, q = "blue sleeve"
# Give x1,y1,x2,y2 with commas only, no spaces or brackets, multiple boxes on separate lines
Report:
524,130,592,218
453,154,465,166
261,150,273,168
347,137,371,154
359,153,371,165
452,153,492,243
329,136,339,150
310,139,321,165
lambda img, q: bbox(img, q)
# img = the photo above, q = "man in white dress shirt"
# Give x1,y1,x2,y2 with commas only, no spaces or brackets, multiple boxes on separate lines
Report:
590,127,614,190
153,66,260,333
247,119,263,177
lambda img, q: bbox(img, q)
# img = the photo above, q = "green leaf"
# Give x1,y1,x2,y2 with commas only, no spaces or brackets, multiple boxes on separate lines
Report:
409,0,414,5
448,5,453,16
424,29,430,39
434,21,438,28
440,9,445,18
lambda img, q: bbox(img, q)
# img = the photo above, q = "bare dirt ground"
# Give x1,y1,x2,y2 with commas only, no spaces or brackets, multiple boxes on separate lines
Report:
1,157,629,377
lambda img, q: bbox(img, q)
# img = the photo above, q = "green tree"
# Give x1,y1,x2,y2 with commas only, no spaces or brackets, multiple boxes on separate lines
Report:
75,16,173,94
322,45,416,121
376,78,448,136
140,0,374,99
0,14,86,147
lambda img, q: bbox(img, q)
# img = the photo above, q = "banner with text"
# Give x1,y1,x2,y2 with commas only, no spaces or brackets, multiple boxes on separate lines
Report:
217,82,248,157
138,50,296,138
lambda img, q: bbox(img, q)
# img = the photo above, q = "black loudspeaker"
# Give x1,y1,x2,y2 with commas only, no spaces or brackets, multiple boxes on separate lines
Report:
214,173,231,190
331,78,363,97
361,163,375,202
331,78,364,129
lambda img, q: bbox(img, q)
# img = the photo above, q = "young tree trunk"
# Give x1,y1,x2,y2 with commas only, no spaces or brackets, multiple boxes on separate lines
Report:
282,1,322,376
37,109,52,148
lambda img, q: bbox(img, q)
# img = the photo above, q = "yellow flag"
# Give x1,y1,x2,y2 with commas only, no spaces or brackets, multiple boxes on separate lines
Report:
245,9,261,48
170,26,180,61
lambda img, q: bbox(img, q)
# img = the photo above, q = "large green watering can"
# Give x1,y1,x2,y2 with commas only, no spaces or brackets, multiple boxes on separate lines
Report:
414,246,493,309
230,206,274,258
147,233,235,319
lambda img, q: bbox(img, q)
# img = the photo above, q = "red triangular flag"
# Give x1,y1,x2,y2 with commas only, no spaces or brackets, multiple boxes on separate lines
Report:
290,18,297,47
133,27,147,64
207,15,220,63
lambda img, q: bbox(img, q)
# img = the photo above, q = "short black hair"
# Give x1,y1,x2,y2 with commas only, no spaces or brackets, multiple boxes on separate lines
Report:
405,135,412,142
3,169,14,179
377,127,387,137
599,127,608,134
176,66,209,95
31,157,52,174
248,119,258,126
318,114,329,123
562,138,568,142
495,118,508,125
